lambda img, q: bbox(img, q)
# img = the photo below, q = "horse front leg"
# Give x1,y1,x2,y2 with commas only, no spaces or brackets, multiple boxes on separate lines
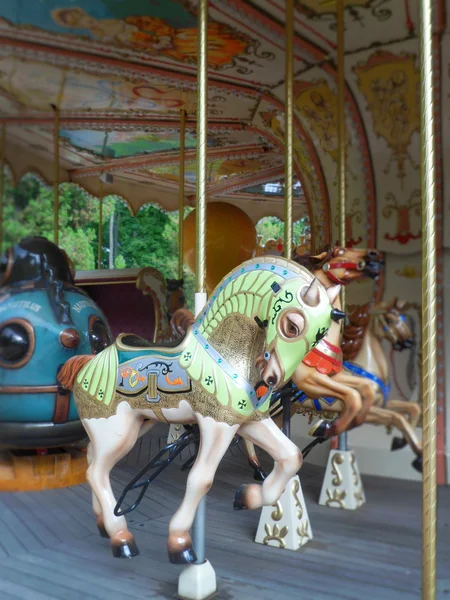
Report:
234,418,302,510
332,372,377,427
243,438,267,481
295,371,362,437
167,415,239,564
83,407,146,558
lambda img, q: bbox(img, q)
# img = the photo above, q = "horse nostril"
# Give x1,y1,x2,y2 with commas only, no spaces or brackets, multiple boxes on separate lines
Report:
268,376,277,386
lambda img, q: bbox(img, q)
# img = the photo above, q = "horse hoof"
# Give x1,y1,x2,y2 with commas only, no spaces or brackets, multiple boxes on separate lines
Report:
97,522,109,539
169,546,197,565
391,437,408,451
253,467,266,482
111,538,140,559
234,484,249,510
412,456,423,473
309,420,332,438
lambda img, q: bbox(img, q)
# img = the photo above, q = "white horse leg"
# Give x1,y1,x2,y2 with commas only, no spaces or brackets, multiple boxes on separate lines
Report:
167,415,239,564
84,406,148,558
86,442,108,538
235,418,302,510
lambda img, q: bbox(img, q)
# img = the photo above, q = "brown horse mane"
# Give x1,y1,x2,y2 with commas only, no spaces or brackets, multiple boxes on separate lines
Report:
293,244,334,273
58,355,94,390
342,303,372,362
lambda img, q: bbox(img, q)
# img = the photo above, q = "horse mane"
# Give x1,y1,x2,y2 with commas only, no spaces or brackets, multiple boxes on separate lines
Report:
293,244,334,273
342,303,372,362
58,355,94,390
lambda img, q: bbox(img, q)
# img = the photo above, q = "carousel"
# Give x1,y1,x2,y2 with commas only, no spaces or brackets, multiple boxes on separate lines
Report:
0,0,447,599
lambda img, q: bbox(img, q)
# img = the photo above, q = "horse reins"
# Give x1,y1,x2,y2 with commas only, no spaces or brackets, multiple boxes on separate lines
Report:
322,259,366,285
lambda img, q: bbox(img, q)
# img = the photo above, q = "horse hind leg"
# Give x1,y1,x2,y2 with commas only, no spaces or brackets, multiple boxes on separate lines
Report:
86,443,108,538
167,416,238,564
366,407,422,472
84,408,146,558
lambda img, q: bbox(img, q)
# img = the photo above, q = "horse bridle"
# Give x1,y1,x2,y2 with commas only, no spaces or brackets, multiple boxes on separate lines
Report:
322,259,366,285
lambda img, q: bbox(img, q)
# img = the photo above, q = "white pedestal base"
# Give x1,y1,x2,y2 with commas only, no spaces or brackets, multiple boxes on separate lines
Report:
168,423,184,444
178,560,217,600
255,475,312,550
318,449,365,510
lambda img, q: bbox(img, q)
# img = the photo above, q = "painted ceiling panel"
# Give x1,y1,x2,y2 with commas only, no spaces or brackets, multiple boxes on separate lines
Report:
0,0,445,255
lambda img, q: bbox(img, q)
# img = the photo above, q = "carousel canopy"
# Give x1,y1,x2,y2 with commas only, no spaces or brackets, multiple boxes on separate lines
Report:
0,0,443,253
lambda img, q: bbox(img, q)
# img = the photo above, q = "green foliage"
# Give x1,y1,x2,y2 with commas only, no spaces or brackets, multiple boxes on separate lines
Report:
2,174,309,313
255,216,310,246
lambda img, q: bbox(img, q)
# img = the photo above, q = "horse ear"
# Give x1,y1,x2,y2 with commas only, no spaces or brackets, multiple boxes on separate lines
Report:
312,251,327,261
301,278,320,307
326,284,341,305
396,299,407,311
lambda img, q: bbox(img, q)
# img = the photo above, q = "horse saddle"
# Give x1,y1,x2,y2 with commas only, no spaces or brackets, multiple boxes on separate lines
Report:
116,350,192,402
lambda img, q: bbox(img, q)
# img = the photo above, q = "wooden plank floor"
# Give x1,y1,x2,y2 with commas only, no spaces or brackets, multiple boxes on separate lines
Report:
0,424,449,600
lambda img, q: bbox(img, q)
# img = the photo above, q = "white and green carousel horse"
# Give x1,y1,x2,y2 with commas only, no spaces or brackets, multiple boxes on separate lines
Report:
58,256,341,564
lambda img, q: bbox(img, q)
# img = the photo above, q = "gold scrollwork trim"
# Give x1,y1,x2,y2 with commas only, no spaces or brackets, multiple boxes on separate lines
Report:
325,488,347,508
292,479,304,520
350,452,359,486
263,523,289,548
271,501,283,522
331,452,345,486
297,522,311,548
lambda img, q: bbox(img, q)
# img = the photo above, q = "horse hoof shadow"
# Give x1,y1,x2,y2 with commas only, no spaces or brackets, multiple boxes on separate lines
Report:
253,467,266,482
111,539,140,559
391,436,408,451
234,484,249,510
169,547,197,565
412,456,422,473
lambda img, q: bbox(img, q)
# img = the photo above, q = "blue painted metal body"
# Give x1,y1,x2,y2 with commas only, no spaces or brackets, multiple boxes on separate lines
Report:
0,237,113,448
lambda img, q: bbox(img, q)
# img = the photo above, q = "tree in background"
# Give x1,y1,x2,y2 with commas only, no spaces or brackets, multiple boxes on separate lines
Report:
2,175,309,312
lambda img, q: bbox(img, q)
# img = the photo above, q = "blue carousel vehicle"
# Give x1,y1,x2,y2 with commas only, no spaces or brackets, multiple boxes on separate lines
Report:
0,236,113,449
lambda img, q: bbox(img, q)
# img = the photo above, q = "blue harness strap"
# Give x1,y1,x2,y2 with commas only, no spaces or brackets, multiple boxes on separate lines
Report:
343,361,391,406
291,389,338,412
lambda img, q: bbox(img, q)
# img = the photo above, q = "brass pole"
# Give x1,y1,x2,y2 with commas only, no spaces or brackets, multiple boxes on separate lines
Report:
284,0,294,258
98,180,104,269
178,109,186,280
337,0,346,310
419,1,437,598
195,0,208,294
52,71,66,247
52,105,60,246
0,124,5,253
191,0,209,569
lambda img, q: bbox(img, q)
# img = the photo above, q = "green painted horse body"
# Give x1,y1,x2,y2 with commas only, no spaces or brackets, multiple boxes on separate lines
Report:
59,256,340,564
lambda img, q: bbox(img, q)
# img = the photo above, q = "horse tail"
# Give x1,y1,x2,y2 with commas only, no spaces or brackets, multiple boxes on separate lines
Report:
58,355,94,390
170,308,195,338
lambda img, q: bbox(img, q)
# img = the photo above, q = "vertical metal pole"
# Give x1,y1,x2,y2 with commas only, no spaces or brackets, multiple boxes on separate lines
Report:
193,0,208,565
0,124,5,253
337,0,346,305
97,180,103,270
179,109,186,280
337,0,348,451
281,0,294,441
284,0,294,259
419,1,437,598
52,105,60,246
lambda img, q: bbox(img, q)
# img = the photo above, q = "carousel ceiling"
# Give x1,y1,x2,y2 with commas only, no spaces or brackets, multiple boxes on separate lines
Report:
0,0,447,253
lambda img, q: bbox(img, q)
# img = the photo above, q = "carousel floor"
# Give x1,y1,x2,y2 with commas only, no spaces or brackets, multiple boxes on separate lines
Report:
0,425,449,600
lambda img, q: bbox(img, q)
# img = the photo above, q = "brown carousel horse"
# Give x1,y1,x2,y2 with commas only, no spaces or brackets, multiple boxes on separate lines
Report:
340,299,422,471
136,267,185,342
268,298,422,473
